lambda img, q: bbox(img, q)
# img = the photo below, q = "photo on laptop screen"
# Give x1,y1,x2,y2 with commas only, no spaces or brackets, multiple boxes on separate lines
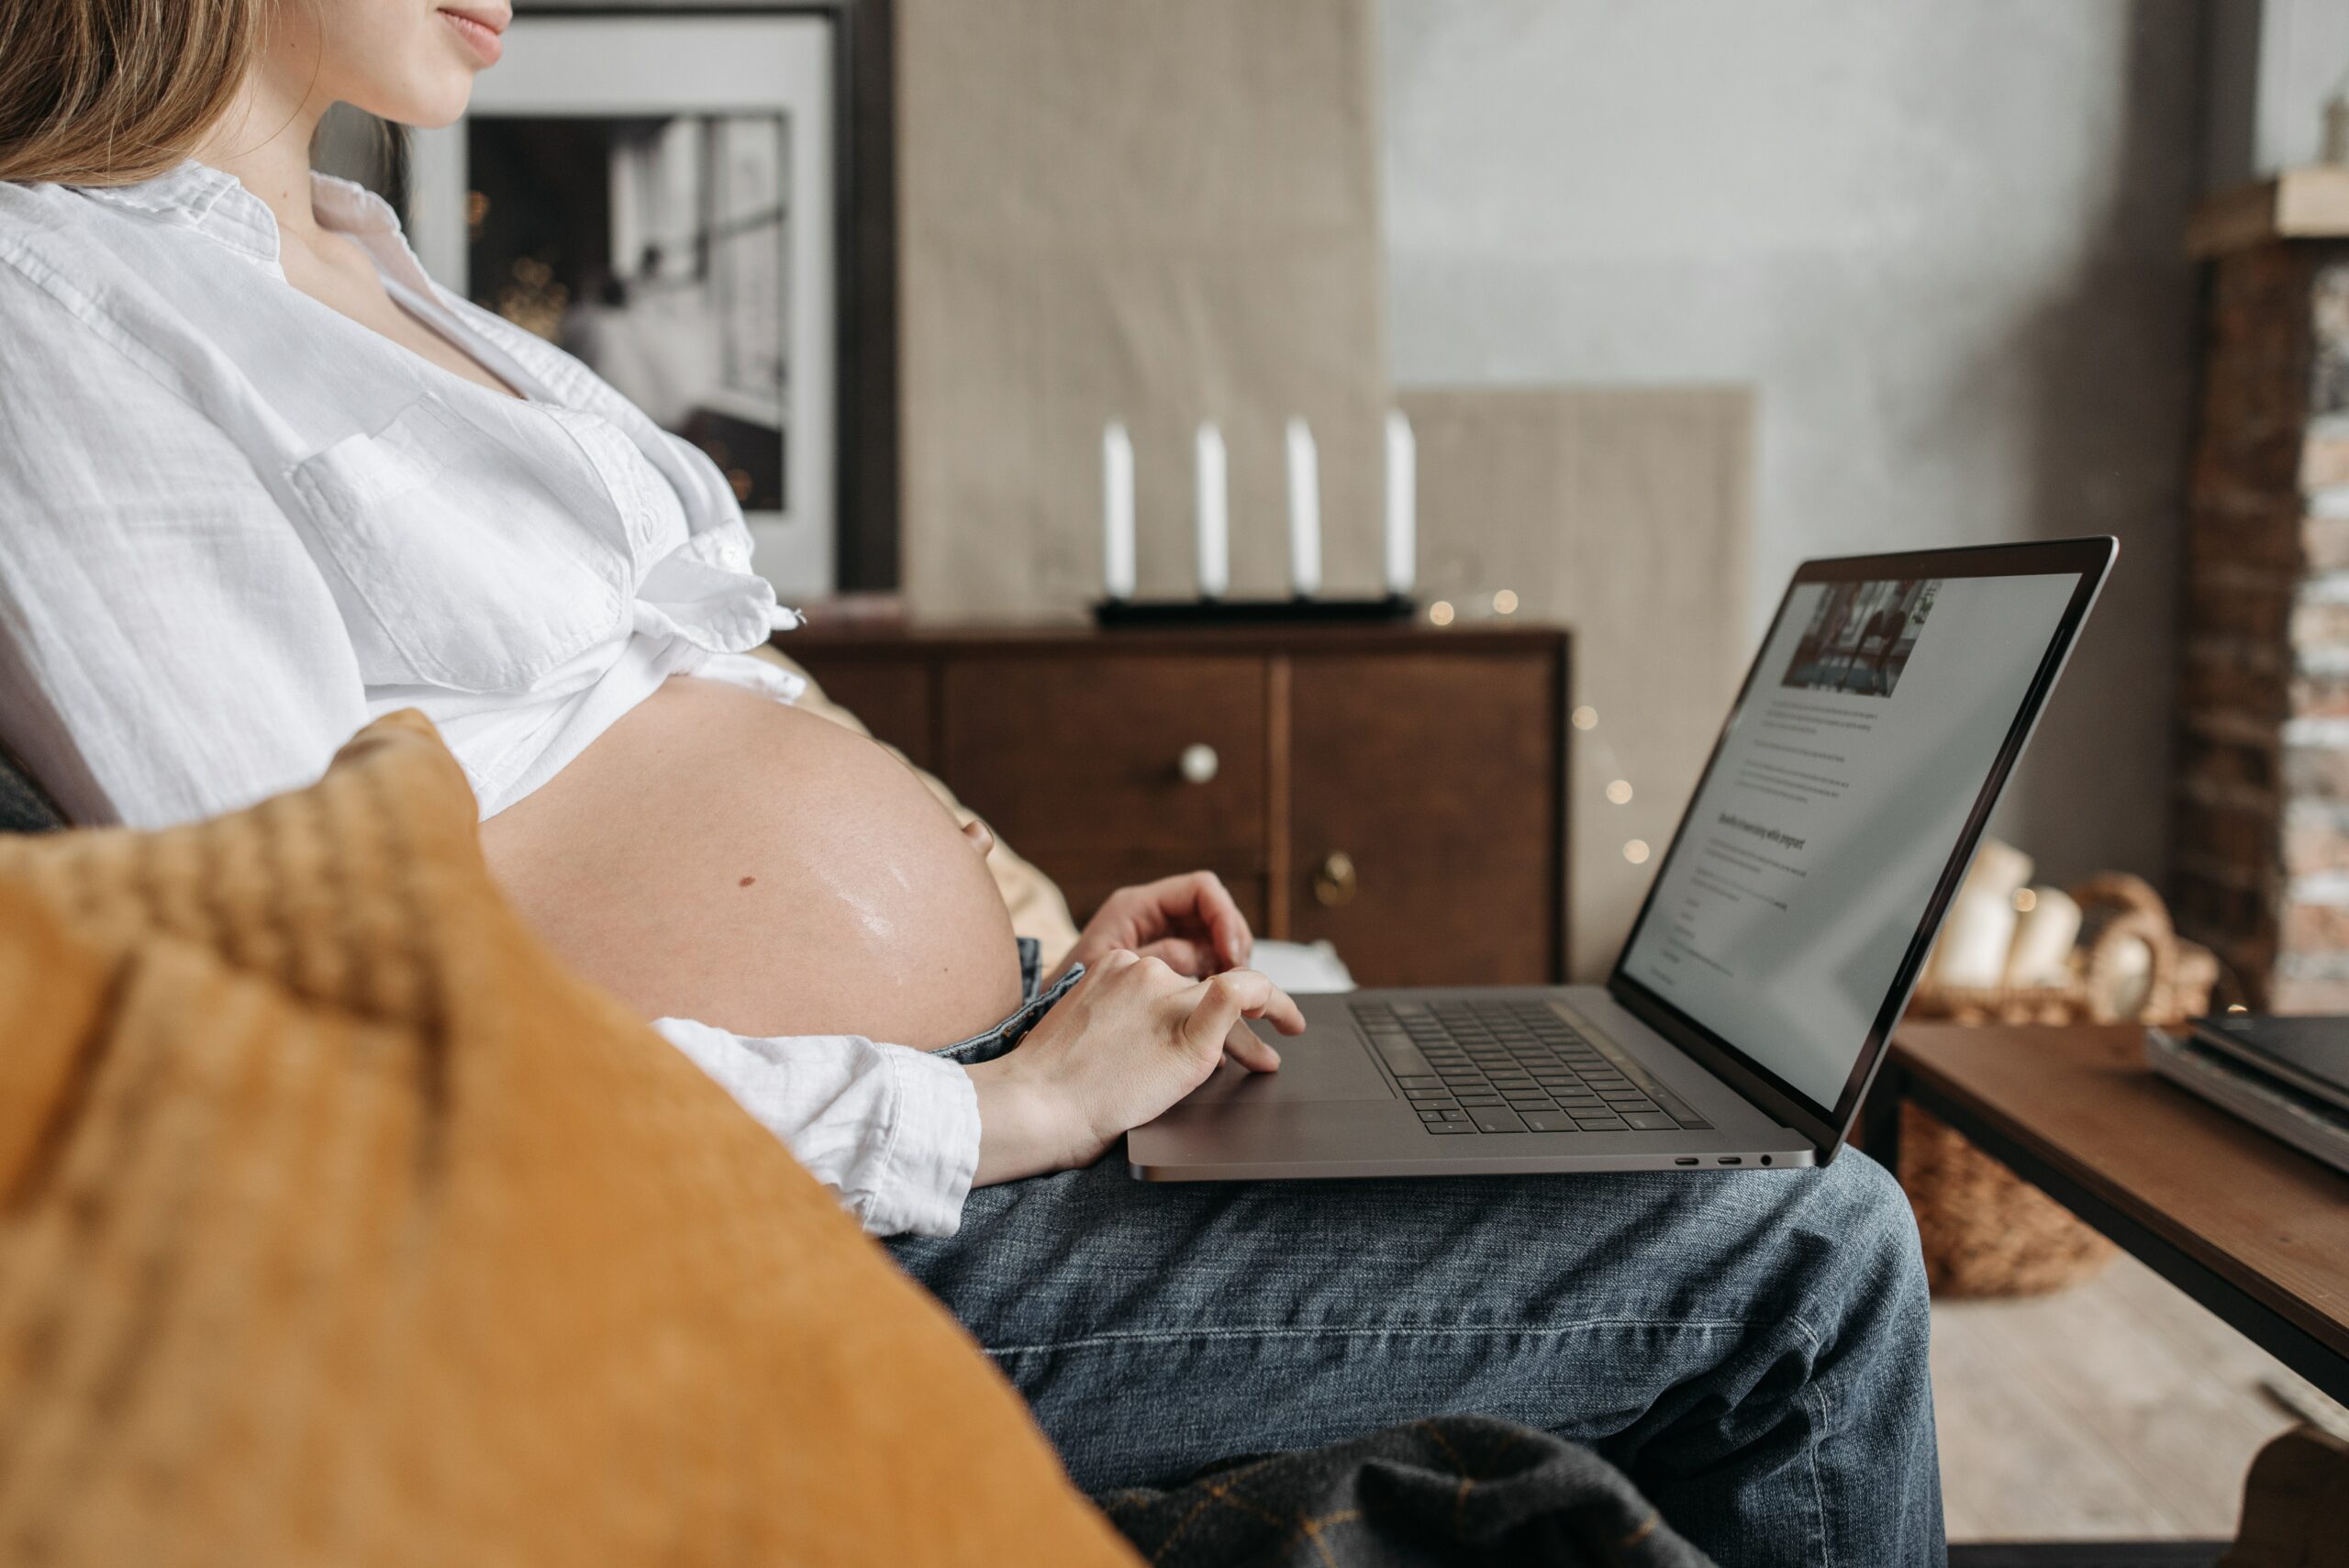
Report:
1780,578,1937,700
1618,569,2083,1114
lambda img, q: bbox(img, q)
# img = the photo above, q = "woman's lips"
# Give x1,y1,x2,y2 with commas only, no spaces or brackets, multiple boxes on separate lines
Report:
439,7,505,66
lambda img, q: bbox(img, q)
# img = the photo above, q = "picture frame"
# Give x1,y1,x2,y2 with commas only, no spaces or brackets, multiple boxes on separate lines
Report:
405,6,857,598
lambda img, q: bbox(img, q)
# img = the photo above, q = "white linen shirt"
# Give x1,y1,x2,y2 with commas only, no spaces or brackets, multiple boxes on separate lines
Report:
0,161,981,1238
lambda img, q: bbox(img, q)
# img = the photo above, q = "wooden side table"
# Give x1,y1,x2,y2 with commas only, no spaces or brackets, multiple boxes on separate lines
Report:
1861,1023,2349,1407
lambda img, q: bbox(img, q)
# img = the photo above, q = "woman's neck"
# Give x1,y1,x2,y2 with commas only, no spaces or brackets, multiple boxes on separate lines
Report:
187,77,332,250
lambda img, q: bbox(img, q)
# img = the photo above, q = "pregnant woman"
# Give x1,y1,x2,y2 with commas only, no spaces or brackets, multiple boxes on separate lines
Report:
0,5,1943,1562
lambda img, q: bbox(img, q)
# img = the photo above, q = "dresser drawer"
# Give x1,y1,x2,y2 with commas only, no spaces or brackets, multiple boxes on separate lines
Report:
1287,652,1563,985
796,656,935,772
940,655,1267,859
781,626,1570,984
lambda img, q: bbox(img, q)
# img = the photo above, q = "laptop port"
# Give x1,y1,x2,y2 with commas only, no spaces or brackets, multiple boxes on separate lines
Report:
1716,1156,1742,1165
1675,1157,1698,1166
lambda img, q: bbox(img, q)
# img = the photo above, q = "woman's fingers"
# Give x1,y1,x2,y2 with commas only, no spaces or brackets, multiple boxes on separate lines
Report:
1266,990,1307,1035
1077,872,1254,975
1174,972,1246,1059
1131,871,1252,968
1208,968,1307,1036
1176,970,1300,1069
1220,1019,1283,1072
1180,871,1253,968
1135,935,1217,976
992,955,1309,1173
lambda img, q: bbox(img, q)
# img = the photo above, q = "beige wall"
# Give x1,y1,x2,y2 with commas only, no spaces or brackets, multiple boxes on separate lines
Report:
894,4,1759,972
895,0,1391,618
1401,388,1754,977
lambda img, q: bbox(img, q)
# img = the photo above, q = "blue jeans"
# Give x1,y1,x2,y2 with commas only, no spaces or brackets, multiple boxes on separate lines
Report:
891,957,1944,1567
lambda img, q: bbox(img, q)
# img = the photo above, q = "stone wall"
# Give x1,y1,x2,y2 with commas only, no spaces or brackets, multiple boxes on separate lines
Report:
2176,239,2349,1008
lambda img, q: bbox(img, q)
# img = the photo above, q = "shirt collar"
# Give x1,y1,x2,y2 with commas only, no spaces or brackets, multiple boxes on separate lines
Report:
73,161,413,273
307,170,404,239
74,161,279,262
307,170,449,301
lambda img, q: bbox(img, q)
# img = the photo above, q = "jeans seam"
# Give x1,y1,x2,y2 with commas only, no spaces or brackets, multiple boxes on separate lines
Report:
1805,1377,1833,1568
1788,1310,1831,1568
981,1318,1802,1359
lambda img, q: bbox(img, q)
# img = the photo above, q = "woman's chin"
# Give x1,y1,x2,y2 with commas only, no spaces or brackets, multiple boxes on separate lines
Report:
347,80,474,134
406,102,472,132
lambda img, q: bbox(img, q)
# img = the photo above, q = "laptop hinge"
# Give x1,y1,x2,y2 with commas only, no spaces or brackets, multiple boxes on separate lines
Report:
1604,979,1842,1156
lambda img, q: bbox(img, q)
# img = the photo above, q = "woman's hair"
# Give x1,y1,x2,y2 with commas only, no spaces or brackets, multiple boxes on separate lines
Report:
0,0,265,186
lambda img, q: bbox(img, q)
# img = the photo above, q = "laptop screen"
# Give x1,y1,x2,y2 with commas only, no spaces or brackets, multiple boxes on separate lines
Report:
1613,554,2099,1124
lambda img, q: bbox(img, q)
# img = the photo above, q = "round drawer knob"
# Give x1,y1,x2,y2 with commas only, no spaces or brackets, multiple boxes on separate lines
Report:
1312,851,1359,908
1178,743,1219,784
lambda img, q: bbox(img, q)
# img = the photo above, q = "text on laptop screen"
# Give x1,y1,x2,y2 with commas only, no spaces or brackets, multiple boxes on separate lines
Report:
1618,572,2081,1110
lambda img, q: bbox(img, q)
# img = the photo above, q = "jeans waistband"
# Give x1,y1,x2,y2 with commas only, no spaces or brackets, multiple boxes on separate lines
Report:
931,936,1084,1066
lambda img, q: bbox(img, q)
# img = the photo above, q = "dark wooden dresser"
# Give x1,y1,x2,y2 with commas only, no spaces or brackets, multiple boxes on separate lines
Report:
778,624,1572,987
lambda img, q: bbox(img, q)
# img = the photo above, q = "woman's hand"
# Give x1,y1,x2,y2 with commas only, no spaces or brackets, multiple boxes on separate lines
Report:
1054,871,1253,984
964,949,1306,1184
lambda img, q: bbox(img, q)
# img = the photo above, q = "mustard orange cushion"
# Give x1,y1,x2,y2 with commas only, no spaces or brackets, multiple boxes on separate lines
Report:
0,710,1134,1568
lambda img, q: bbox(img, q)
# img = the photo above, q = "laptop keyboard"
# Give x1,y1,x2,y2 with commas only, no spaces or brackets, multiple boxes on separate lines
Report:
1352,998,1715,1135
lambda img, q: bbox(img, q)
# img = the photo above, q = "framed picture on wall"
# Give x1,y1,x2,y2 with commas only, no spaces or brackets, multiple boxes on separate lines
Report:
405,9,840,597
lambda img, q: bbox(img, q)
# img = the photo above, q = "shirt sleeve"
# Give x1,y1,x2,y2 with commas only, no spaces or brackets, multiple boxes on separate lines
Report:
650,1018,983,1240
0,263,369,829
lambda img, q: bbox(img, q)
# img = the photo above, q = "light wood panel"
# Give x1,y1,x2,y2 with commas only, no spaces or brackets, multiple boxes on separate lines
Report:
1398,386,1754,977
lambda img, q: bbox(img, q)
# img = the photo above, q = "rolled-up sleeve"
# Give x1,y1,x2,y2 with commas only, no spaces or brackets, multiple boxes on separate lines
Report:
650,1018,982,1240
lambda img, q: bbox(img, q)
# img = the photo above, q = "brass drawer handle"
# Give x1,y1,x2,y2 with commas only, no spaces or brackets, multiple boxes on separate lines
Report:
1178,743,1220,784
1312,851,1358,908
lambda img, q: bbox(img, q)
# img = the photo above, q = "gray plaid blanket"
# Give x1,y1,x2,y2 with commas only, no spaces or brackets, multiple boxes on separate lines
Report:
1096,1415,1715,1568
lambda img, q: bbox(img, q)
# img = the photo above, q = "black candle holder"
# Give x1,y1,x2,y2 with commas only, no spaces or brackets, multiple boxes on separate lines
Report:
1092,595,1417,629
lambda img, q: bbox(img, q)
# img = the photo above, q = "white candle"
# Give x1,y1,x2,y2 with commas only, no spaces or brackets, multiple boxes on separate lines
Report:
1965,839,2035,904
1195,419,1229,599
1285,417,1322,597
1102,419,1135,601
2003,885,2083,986
1931,885,2017,990
1384,409,1416,596
2091,935,2154,1019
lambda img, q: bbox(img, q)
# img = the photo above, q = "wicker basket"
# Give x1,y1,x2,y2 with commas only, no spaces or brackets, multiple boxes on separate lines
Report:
1897,873,2221,1297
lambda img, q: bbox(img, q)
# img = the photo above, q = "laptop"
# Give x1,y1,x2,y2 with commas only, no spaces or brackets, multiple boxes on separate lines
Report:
2144,1025,2349,1178
1128,537,2117,1181
2183,1015,2349,1115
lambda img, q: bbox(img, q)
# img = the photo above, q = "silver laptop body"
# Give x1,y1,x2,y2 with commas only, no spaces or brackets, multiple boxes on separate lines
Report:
1129,538,2117,1182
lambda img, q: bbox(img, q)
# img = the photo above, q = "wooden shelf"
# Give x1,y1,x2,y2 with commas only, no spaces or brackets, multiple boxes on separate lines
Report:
2188,165,2349,257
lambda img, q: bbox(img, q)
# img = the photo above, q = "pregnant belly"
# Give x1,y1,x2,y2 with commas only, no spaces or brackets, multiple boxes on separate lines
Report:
479,674,1024,1047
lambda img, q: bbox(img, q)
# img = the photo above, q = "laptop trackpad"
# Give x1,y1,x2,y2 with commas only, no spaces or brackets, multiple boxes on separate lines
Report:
1180,1025,1396,1104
